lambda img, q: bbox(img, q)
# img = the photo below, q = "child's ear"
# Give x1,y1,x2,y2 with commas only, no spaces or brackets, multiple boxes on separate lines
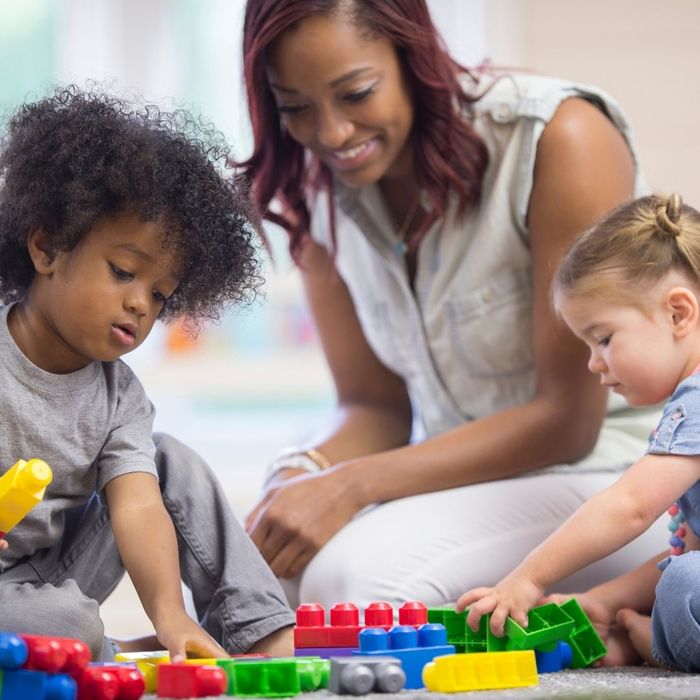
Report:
667,286,699,338
27,229,56,275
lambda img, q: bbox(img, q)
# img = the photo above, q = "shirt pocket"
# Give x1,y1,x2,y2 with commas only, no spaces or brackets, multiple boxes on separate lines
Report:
648,404,687,454
443,267,534,379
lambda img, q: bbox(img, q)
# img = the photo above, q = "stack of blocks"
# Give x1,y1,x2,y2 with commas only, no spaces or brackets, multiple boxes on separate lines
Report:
423,598,607,691
293,601,430,658
0,631,145,700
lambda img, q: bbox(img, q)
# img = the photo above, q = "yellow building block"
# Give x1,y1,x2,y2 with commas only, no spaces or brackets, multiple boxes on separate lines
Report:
423,650,538,692
115,651,170,693
0,459,53,535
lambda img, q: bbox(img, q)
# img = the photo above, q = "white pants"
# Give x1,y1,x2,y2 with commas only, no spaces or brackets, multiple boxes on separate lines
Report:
282,470,668,609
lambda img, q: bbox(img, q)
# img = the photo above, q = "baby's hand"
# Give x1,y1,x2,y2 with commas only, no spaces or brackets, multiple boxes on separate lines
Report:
456,573,543,637
154,610,228,663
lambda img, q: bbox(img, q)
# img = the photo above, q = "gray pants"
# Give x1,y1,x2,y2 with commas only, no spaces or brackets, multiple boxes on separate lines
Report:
0,434,294,661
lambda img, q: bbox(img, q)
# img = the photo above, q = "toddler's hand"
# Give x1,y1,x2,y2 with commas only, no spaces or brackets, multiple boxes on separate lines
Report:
154,610,228,663
456,572,543,637
0,538,8,551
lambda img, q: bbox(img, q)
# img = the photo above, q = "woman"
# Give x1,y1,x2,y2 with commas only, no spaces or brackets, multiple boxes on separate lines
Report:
239,0,666,608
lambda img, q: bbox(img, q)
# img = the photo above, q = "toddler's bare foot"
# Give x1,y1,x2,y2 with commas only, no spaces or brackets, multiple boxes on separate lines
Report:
616,609,659,667
597,624,642,667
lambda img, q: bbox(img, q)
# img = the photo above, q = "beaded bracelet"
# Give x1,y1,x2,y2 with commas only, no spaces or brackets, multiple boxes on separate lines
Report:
668,502,686,556
263,446,332,486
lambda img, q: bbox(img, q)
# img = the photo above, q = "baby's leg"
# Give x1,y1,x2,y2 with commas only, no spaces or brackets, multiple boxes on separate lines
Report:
152,433,294,654
651,551,700,671
0,578,106,660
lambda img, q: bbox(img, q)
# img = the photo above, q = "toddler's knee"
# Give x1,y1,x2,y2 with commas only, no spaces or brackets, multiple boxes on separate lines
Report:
0,581,105,660
653,552,700,671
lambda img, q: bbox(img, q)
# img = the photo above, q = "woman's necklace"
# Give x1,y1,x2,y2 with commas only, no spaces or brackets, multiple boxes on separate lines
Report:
394,195,421,257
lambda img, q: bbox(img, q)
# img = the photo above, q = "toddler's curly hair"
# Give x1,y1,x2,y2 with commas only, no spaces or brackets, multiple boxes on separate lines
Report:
0,85,261,321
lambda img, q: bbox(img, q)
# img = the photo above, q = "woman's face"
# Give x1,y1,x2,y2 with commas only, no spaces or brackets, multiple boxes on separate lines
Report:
266,12,415,189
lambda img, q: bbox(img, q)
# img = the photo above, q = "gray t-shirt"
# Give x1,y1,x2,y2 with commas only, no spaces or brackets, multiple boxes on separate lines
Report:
0,304,157,568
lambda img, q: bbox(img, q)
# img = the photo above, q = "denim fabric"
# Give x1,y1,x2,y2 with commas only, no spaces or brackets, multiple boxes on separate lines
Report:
309,72,650,439
0,433,294,660
652,551,700,671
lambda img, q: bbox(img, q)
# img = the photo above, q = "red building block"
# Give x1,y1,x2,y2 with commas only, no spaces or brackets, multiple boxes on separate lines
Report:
295,601,430,649
157,662,227,698
20,634,91,677
78,664,145,700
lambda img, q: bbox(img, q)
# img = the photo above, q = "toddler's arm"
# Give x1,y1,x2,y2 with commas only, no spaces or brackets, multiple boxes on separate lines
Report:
457,453,700,634
105,472,227,662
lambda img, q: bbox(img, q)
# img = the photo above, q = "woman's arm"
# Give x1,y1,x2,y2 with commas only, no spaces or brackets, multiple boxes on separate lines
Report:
316,99,633,499
247,98,637,576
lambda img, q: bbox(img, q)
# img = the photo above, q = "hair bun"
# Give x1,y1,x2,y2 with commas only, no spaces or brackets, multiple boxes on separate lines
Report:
656,193,683,237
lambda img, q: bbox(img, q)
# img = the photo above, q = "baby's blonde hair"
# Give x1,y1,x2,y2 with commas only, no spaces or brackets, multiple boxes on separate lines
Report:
553,194,700,310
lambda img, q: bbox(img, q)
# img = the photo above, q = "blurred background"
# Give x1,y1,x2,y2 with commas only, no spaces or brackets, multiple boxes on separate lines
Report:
1,0,699,638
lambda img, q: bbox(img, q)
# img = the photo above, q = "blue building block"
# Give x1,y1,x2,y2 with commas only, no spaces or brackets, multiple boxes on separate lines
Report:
352,624,454,689
46,674,76,700
535,641,573,673
294,646,355,658
0,633,28,670
0,668,47,700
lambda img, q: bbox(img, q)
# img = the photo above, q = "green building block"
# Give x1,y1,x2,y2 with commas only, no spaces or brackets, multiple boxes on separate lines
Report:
505,603,575,652
217,656,329,697
559,598,607,668
427,607,507,653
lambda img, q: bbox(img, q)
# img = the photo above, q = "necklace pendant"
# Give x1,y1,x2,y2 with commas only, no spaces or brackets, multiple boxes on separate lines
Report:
394,240,407,256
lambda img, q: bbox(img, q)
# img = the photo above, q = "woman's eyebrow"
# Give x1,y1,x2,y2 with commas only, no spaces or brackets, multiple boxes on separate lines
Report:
270,66,374,93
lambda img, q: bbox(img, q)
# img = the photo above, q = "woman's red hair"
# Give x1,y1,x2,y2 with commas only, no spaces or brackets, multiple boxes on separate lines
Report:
238,0,489,257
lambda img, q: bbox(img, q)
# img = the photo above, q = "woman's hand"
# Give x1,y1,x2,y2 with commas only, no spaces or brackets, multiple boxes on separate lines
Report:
153,609,228,663
245,466,364,578
457,572,544,636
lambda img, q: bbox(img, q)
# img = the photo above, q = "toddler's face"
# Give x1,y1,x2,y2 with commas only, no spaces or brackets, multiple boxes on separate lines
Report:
558,289,687,407
29,212,180,372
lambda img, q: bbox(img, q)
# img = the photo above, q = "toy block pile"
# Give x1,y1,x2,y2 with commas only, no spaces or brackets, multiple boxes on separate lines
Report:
423,598,607,692
0,631,145,699
293,601,455,692
115,651,329,698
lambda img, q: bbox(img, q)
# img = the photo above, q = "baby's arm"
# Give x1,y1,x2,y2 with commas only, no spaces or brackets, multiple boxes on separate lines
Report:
105,472,227,662
458,453,700,634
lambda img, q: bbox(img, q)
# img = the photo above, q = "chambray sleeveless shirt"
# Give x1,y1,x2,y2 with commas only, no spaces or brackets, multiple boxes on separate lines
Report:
309,73,656,466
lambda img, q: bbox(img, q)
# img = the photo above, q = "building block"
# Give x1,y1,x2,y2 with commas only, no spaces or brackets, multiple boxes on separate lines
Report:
78,664,144,700
329,656,405,695
46,673,78,700
115,652,169,693
558,599,607,668
294,646,355,659
0,668,47,700
21,634,91,677
535,641,573,673
0,459,53,537
427,609,507,653
217,657,328,697
294,601,429,649
352,624,454,689
0,633,28,670
423,650,538,692
504,603,575,652
157,662,226,698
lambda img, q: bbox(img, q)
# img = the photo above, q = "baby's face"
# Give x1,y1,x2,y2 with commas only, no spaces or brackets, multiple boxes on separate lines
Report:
30,212,181,372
